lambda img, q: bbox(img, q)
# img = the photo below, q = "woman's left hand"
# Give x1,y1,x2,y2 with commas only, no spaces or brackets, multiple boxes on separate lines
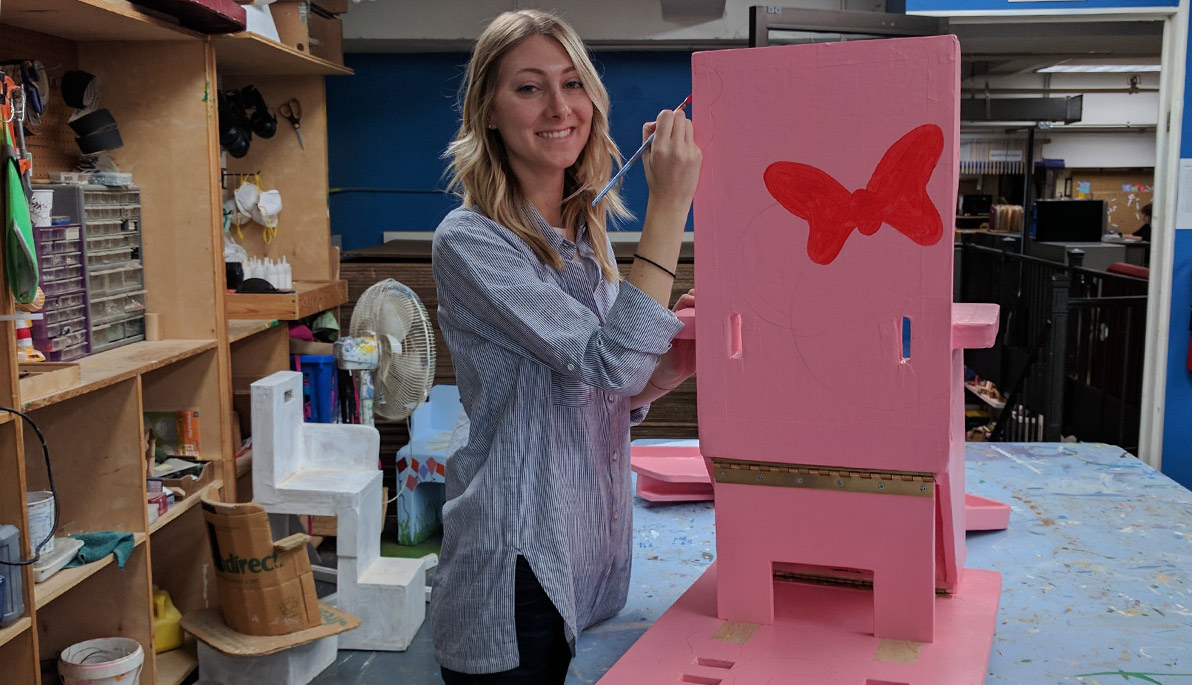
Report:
652,289,696,389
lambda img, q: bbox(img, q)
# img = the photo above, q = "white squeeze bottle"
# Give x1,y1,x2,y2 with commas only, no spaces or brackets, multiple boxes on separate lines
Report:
281,256,292,289
265,258,279,288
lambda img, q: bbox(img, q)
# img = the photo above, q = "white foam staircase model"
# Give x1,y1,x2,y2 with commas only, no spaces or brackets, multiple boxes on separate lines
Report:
252,371,426,651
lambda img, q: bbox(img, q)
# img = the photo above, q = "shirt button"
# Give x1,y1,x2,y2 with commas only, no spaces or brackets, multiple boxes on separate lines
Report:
607,393,615,402
567,363,575,371
614,511,620,520
612,451,619,462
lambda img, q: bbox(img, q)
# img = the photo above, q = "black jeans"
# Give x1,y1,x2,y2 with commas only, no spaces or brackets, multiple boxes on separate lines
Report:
440,556,572,684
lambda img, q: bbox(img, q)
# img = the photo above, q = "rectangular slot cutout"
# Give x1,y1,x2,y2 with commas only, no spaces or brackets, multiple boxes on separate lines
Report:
681,676,723,685
901,316,912,360
695,657,735,670
729,313,743,359
867,680,910,685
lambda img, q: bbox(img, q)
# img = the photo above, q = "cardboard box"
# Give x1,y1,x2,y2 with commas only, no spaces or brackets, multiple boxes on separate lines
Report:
270,0,310,53
202,499,321,636
145,410,202,458
308,14,343,65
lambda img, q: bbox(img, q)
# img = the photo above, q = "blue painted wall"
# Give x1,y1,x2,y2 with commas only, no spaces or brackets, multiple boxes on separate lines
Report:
327,51,693,251
1161,7,1192,487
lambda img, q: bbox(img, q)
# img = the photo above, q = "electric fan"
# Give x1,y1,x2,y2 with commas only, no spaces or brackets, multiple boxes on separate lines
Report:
346,279,436,422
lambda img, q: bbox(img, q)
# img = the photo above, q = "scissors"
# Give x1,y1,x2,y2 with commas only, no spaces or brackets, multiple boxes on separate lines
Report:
278,98,303,150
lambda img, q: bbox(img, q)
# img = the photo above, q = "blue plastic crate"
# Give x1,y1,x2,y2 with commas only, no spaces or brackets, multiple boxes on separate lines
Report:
292,354,339,423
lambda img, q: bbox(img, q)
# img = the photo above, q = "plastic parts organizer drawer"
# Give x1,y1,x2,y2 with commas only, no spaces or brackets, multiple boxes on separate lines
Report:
40,252,82,269
34,225,81,242
43,276,85,297
86,233,139,253
45,292,85,311
88,264,144,295
43,304,87,327
90,289,146,326
87,247,135,269
41,264,83,284
91,315,145,347
36,238,83,257
86,219,139,236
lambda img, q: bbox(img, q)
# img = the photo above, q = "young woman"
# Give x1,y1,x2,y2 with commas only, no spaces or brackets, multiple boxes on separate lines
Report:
430,9,700,683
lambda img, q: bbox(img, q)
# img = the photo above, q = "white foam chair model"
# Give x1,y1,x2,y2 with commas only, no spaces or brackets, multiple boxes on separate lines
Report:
251,371,425,651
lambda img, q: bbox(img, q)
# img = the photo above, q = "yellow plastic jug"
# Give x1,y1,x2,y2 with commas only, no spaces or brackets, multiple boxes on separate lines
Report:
153,587,184,653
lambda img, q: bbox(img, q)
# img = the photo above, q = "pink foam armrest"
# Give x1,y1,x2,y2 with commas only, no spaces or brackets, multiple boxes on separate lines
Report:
674,308,695,340
952,303,1000,350
629,445,709,483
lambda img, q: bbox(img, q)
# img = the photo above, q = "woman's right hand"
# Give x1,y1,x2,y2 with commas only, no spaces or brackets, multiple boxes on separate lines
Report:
642,108,702,212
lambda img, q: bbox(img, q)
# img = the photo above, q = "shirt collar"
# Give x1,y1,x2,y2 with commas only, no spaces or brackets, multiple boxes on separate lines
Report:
523,203,593,258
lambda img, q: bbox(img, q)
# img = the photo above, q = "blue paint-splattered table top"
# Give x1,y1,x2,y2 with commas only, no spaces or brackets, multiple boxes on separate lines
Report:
570,441,1192,685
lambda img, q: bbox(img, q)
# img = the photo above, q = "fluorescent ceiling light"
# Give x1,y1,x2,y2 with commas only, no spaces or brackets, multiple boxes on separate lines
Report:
1037,64,1160,73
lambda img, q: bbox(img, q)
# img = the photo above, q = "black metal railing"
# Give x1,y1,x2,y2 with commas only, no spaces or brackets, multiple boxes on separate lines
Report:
959,238,1148,451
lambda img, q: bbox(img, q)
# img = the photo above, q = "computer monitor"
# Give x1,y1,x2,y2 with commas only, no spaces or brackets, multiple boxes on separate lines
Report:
1033,199,1107,242
958,194,993,217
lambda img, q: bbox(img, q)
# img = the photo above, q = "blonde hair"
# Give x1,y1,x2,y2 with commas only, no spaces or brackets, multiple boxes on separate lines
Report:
446,9,628,281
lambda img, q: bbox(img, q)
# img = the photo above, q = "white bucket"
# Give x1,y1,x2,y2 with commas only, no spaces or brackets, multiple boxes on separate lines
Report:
59,637,144,685
26,490,54,556
30,189,54,228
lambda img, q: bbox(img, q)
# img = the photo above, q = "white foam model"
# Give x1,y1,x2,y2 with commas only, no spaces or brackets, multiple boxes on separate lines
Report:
251,371,426,651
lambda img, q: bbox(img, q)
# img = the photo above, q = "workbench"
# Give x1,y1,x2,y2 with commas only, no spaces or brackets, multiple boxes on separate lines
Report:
312,441,1192,683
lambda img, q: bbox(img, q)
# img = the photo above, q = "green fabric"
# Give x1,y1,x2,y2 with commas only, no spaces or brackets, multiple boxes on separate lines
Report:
3,118,38,304
66,532,136,569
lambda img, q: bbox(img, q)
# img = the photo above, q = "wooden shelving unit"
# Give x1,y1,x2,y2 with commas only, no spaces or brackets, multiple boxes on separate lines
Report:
215,32,353,76
35,534,147,609
0,0,348,681
156,644,200,685
149,481,223,534
227,319,280,344
225,279,348,319
0,617,31,648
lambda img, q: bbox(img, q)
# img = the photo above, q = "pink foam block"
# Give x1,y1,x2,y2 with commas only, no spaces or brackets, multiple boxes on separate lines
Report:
600,563,1002,685
632,445,714,502
952,303,1000,350
675,308,696,340
965,493,1011,531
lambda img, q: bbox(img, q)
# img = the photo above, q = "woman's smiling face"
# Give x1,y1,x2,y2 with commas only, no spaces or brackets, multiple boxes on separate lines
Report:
490,34,594,188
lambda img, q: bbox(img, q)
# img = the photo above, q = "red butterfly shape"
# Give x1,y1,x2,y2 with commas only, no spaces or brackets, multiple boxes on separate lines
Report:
763,124,945,265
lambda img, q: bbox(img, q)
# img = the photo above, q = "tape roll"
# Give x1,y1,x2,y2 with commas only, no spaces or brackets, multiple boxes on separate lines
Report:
61,71,99,109
76,128,124,155
68,108,117,136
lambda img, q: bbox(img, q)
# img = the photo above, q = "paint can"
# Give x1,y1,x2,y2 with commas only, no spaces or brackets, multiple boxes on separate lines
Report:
26,490,54,556
58,637,144,685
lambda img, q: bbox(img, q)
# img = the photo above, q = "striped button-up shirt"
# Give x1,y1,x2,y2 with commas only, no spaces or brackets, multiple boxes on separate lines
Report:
429,205,684,673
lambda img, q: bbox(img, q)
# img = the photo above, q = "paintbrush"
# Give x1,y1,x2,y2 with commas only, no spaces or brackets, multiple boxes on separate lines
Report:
591,94,693,207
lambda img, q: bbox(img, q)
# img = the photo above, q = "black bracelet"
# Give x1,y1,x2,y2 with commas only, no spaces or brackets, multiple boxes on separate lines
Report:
634,253,676,279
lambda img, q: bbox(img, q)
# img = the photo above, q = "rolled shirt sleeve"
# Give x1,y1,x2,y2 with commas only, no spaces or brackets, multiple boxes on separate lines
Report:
433,214,684,397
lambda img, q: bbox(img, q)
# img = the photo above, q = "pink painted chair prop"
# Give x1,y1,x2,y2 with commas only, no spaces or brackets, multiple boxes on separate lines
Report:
603,36,1003,684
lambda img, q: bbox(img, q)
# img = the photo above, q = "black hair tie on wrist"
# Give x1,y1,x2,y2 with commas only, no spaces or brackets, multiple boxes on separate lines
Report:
634,253,676,279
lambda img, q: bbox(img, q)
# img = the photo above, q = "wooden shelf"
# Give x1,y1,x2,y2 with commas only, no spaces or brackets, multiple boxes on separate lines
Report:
21,340,217,412
155,642,198,685
215,32,353,76
228,319,281,344
0,617,31,648
0,0,201,41
225,280,347,320
150,480,223,534
35,533,146,609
